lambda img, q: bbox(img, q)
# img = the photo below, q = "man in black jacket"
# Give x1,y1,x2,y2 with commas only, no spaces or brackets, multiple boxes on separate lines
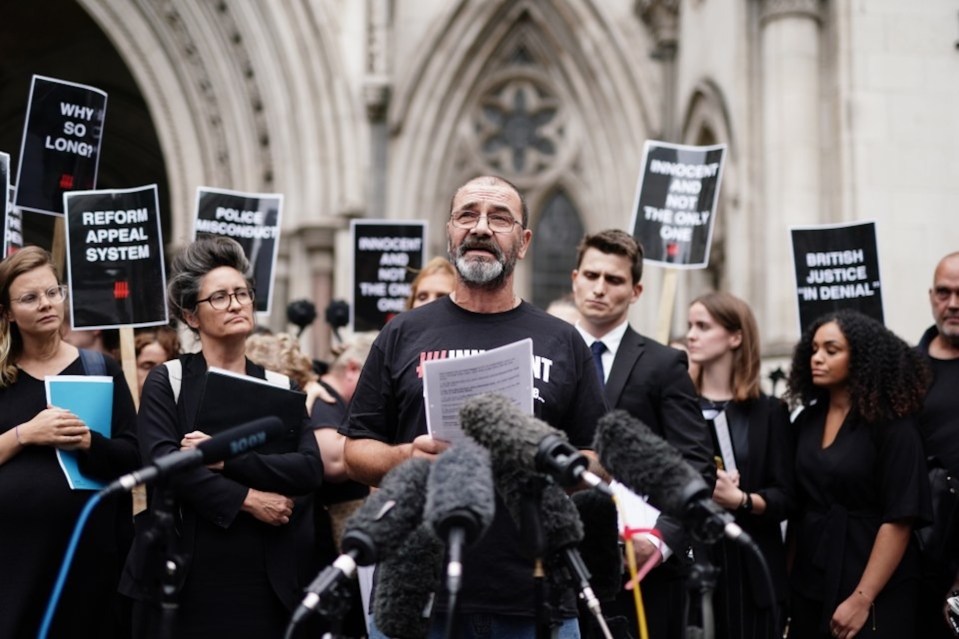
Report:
571,229,715,639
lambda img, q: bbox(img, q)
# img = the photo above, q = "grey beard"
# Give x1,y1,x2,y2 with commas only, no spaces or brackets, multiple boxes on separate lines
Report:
455,255,506,287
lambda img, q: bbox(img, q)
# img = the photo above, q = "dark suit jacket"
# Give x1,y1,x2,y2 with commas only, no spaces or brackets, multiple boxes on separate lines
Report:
605,326,715,553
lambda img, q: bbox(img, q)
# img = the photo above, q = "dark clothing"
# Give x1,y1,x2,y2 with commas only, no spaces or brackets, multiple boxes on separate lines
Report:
120,353,323,639
703,395,795,639
597,328,714,639
789,401,931,637
915,325,959,638
0,354,139,639
342,297,607,619
310,381,368,505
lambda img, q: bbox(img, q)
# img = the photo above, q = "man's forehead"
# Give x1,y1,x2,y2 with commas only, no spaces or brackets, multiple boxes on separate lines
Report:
453,182,521,212
934,256,959,284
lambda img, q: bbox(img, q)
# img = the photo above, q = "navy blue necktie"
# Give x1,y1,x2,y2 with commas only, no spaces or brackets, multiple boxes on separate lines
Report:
590,341,607,388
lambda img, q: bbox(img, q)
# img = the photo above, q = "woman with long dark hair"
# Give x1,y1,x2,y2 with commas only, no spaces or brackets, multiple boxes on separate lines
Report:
786,310,931,638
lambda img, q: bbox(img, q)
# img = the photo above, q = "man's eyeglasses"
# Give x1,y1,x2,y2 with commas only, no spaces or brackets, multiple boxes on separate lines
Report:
11,285,68,307
450,211,522,234
196,288,255,310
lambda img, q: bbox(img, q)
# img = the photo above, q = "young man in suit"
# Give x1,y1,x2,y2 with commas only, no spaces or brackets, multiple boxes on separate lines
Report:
571,229,715,639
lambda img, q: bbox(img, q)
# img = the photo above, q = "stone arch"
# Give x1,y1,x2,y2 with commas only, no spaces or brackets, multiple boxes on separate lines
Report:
76,1,362,245
388,0,661,294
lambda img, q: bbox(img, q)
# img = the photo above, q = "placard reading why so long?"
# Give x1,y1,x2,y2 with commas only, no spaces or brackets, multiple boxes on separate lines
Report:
194,187,283,314
15,75,107,216
790,221,884,331
64,185,168,329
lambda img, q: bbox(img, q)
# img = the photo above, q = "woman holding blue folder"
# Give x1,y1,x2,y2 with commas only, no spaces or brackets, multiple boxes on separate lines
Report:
0,246,140,638
121,237,324,638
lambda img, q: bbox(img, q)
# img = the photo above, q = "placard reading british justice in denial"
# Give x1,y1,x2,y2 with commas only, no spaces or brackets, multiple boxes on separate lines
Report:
64,185,167,329
790,221,884,331
351,220,427,332
629,141,726,268
15,75,107,216
193,187,283,314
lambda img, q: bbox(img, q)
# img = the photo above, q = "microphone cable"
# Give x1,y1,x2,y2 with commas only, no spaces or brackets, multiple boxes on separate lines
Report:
38,491,103,639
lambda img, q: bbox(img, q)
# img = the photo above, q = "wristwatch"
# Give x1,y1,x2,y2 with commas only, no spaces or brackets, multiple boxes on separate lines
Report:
739,491,753,513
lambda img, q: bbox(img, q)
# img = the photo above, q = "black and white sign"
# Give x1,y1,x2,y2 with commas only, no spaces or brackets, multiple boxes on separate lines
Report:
64,185,167,329
0,152,8,255
5,182,22,257
790,221,884,331
351,220,427,331
193,187,283,314
15,75,107,216
629,141,726,268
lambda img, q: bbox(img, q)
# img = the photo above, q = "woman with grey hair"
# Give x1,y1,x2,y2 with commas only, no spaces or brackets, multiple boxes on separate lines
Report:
121,237,323,638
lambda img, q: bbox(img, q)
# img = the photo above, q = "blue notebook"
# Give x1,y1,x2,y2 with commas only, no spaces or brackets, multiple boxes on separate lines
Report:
45,375,114,490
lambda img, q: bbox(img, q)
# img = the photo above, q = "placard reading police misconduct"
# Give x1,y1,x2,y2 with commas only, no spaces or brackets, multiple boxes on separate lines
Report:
15,75,107,216
64,185,168,329
352,220,427,332
790,221,884,331
629,141,726,268
194,187,283,314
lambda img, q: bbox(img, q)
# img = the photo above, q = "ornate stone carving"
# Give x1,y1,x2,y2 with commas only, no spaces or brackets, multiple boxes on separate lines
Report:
760,0,823,23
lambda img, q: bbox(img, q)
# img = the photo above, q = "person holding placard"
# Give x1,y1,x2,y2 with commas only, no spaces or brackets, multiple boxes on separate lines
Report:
785,310,931,639
0,246,139,638
685,291,794,638
120,237,323,638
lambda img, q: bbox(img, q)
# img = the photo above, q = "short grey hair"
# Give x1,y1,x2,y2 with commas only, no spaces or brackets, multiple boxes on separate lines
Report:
168,237,253,331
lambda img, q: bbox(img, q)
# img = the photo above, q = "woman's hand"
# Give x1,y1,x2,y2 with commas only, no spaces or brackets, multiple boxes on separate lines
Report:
242,489,294,525
711,468,742,510
830,590,872,638
20,406,90,450
180,431,223,470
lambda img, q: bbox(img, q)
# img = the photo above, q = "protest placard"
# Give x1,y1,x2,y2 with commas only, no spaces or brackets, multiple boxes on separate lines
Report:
790,221,884,331
15,75,107,216
194,187,283,314
351,220,427,331
629,141,726,268
64,185,167,329
0,153,8,255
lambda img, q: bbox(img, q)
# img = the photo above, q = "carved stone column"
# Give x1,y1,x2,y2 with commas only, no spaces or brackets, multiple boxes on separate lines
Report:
760,0,824,351
637,0,680,139
365,0,392,217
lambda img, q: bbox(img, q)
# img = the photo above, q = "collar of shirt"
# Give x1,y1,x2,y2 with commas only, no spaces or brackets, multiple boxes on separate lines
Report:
575,319,629,381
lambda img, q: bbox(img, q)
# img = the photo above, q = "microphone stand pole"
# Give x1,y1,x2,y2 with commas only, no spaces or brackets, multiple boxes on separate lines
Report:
519,475,550,639
137,481,185,639
684,543,717,639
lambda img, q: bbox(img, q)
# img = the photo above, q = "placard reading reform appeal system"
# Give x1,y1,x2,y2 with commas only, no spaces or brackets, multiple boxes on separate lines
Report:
64,185,168,329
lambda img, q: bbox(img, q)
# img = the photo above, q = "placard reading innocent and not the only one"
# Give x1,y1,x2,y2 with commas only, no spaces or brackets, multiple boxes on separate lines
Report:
193,187,283,314
790,221,884,331
351,220,427,332
629,141,726,268
15,75,107,216
64,185,167,329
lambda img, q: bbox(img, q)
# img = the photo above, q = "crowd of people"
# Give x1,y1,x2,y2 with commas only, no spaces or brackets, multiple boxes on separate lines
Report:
0,175,956,639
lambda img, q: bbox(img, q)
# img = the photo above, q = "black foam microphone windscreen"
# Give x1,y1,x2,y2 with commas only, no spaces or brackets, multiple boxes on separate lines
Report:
571,489,623,602
594,410,748,546
461,393,608,492
373,524,444,639
425,441,496,543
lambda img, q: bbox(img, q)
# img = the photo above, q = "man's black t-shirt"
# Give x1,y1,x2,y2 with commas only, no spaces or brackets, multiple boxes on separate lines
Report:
917,326,959,474
342,296,608,618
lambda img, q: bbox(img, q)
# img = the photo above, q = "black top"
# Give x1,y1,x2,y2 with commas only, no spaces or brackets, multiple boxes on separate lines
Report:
917,325,959,474
120,353,324,635
343,297,608,618
309,380,368,504
0,354,139,639
790,401,931,630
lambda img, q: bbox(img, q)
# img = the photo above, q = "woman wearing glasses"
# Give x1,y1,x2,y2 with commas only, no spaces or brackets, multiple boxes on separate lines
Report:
0,246,139,638
121,237,323,638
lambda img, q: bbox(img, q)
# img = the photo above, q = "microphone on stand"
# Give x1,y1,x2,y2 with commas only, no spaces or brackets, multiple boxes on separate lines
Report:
101,416,286,495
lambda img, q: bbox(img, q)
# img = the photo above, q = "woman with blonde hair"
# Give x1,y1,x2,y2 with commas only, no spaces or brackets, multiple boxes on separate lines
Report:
405,256,456,309
685,291,795,638
0,246,139,637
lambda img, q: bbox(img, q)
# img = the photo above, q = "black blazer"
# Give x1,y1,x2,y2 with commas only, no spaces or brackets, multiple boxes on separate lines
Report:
120,353,324,610
722,396,795,606
605,326,716,553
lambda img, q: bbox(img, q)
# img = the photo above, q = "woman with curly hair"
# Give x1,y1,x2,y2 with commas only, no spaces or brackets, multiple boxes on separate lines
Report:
686,291,795,639
786,310,932,639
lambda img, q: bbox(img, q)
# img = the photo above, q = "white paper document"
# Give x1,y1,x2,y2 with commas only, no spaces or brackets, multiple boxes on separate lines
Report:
423,338,533,443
